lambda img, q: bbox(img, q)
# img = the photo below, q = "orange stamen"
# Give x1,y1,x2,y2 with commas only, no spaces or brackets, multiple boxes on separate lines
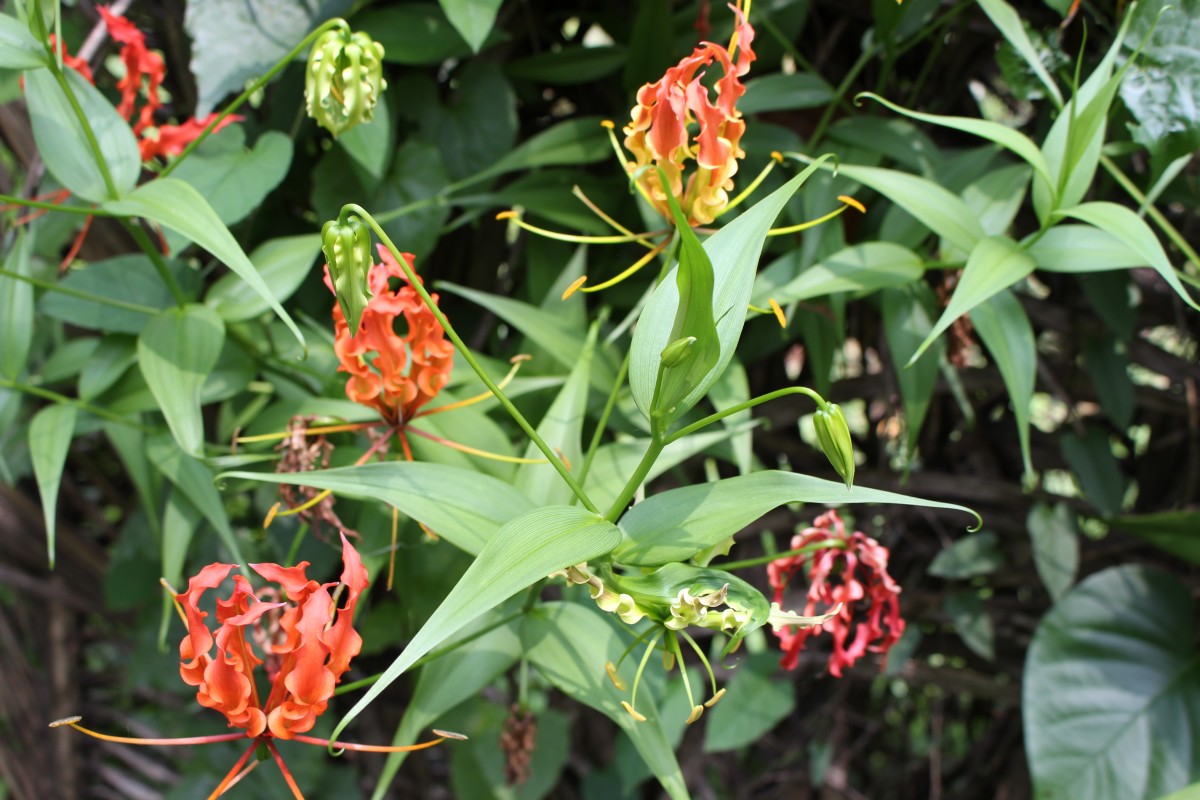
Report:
290,730,465,753
769,299,787,328
837,195,866,213
50,717,249,747
404,425,547,464
562,276,588,300
206,739,260,800
265,740,306,800
416,355,530,417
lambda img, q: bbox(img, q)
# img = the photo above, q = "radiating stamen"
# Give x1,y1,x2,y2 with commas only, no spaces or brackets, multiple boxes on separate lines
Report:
718,151,783,219
265,740,306,800
417,355,531,417
623,629,663,723
570,235,672,298
496,210,655,245
50,717,249,747
748,299,788,328
404,425,548,464
235,422,377,445
678,630,721,705
290,730,463,752
571,185,657,249
667,632,703,724
767,196,866,237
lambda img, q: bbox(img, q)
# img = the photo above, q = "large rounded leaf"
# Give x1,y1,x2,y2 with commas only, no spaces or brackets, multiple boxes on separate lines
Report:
1025,565,1200,799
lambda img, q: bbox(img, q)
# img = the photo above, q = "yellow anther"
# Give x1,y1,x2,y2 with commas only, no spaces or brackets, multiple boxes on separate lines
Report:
510,354,532,364
50,716,83,728
562,275,588,300
432,729,469,741
621,701,647,722
704,688,727,708
263,501,282,529
605,661,628,691
601,119,615,129
662,648,676,671
769,298,787,328
686,705,705,725
495,210,518,220
838,195,866,213
770,151,783,163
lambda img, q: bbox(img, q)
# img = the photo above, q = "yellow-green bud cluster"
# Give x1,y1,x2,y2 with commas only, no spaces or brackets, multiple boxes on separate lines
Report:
321,217,374,335
306,29,386,137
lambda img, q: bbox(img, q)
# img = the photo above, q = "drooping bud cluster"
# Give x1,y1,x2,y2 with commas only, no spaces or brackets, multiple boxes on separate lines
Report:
813,402,856,489
306,28,386,137
321,217,374,335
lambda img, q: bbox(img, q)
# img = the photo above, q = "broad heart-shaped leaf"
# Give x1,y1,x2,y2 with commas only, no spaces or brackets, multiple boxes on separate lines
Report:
858,93,1053,195
615,470,980,566
220,462,535,556
438,0,502,53
146,433,245,566
881,285,942,452
371,617,523,800
24,68,140,202
0,14,49,69
1027,502,1079,602
1054,202,1200,311
29,404,76,567
631,160,830,424
1,230,33,379
910,235,1034,364
184,0,351,115
977,0,1063,107
971,289,1036,477
1109,511,1200,564
205,234,322,322
834,164,985,253
104,179,306,347
928,532,1004,579
753,242,924,306
1025,565,1200,800
1122,0,1200,163
329,507,623,746
137,305,225,456
523,602,690,800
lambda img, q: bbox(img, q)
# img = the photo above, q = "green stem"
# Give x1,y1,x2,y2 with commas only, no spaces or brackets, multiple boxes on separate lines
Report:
807,45,877,149
716,539,846,572
664,385,826,445
577,347,630,490
343,204,600,515
0,194,110,216
603,434,663,522
1100,153,1200,273
0,266,159,315
120,219,187,308
158,18,351,179
0,377,149,430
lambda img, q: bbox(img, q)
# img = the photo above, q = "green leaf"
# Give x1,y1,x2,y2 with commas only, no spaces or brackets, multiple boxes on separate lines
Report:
1083,336,1134,429
859,92,1052,193
928,532,1004,579
357,3,474,65
0,14,49,69
79,336,137,399
24,67,140,202
438,0,502,53
104,178,307,347
631,160,831,424
372,619,522,799
162,488,202,586
330,507,623,746
1121,0,1200,164
164,127,293,253
1,230,33,379
753,242,924,306
703,653,796,753
184,0,351,115
39,255,198,334
962,163,1031,237
146,433,244,565
523,602,690,800
616,470,980,567
1026,502,1079,602
469,117,610,185
835,164,985,253
1061,427,1125,517
425,61,517,181
1025,565,1200,799
506,46,626,85
945,590,993,660
741,73,834,114
971,289,1037,476
41,338,98,383
29,403,76,567
1109,511,1200,564
977,0,1063,106
1055,202,1200,311
220,462,535,556
881,285,942,451
206,234,321,323
338,92,393,181
137,305,225,456
911,235,1034,364
1028,224,1148,273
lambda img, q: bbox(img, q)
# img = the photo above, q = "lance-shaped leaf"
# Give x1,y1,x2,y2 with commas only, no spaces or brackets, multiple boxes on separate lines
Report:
146,434,245,568
30,404,76,567
1025,565,1200,799
977,0,1063,107
221,461,535,556
972,289,1037,477
0,15,49,69
910,235,1034,364
523,602,690,800
1,230,33,380
329,506,622,746
24,68,140,202
104,179,306,348
630,159,832,424
616,470,980,566
881,285,942,452
753,242,924,306
137,305,225,456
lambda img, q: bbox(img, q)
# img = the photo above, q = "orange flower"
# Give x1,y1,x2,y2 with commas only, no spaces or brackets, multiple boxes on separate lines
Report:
176,532,368,739
623,1,756,226
327,245,455,426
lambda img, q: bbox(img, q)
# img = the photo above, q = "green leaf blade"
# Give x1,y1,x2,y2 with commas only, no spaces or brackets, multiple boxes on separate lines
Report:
29,403,77,567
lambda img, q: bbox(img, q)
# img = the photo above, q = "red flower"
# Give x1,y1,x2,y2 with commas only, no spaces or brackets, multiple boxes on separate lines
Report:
176,532,368,739
767,510,905,676
326,245,455,426
622,1,756,226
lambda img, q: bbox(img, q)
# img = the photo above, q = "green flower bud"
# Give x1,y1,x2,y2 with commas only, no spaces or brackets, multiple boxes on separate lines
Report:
659,336,697,368
305,29,386,137
813,402,855,489
321,218,374,335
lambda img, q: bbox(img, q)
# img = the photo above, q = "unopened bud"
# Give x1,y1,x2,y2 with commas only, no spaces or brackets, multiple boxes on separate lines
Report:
306,29,386,137
660,336,697,368
321,217,374,335
813,403,855,489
